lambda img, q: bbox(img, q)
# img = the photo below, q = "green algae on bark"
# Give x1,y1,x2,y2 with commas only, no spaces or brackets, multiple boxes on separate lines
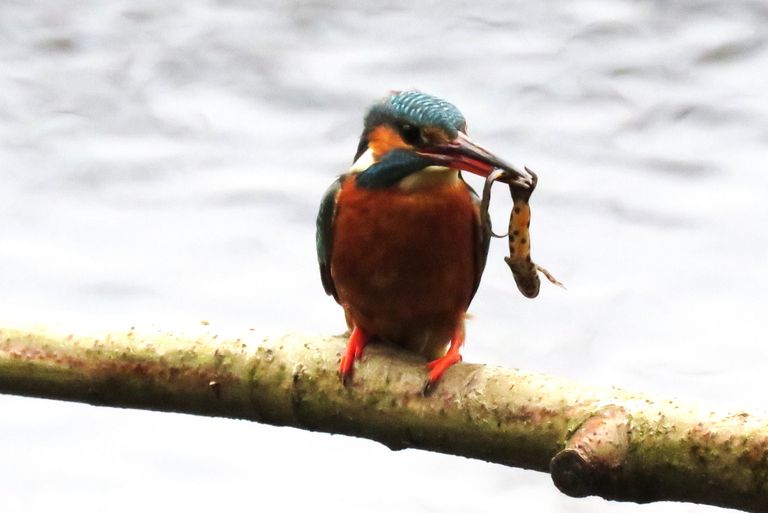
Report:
1,325,768,512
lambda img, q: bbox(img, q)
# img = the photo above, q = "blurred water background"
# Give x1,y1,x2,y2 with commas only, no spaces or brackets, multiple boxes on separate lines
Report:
1,1,767,512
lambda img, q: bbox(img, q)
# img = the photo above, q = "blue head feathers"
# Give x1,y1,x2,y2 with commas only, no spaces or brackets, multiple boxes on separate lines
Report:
364,90,467,138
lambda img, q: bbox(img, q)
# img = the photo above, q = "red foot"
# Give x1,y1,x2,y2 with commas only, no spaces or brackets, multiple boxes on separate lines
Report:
339,325,368,386
424,329,464,394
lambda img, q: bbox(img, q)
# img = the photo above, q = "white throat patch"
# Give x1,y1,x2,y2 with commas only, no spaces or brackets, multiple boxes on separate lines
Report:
349,148,375,173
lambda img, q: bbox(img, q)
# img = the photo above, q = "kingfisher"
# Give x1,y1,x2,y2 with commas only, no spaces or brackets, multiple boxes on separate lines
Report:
316,90,533,392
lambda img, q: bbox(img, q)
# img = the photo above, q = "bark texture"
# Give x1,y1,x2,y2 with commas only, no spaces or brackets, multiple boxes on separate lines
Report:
1,325,767,511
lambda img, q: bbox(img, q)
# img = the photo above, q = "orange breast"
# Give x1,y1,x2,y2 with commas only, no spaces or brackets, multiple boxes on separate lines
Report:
330,175,478,358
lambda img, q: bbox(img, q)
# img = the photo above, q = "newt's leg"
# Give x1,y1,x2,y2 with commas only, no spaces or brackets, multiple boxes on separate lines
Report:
339,325,368,386
424,326,464,394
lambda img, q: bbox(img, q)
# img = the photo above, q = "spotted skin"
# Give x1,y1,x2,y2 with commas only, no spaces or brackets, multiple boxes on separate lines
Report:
505,185,541,298
482,168,562,298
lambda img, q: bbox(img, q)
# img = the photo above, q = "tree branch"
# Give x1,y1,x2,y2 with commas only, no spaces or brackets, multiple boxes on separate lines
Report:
1,325,767,511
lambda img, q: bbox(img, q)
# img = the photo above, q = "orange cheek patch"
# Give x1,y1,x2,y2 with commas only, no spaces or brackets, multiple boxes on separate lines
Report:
368,125,410,160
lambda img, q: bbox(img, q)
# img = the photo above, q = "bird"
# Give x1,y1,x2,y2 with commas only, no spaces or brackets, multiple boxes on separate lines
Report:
316,90,533,392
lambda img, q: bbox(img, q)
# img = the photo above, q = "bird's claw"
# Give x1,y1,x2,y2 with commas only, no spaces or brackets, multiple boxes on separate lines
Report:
422,379,438,396
339,325,368,387
339,355,354,387
422,353,463,395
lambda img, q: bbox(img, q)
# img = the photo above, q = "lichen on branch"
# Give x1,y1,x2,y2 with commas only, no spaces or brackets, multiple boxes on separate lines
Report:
1,325,767,512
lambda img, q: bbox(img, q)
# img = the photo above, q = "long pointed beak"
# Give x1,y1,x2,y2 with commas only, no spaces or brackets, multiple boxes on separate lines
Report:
416,132,535,189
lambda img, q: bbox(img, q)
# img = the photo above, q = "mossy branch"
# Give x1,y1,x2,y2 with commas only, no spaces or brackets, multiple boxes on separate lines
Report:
1,325,767,511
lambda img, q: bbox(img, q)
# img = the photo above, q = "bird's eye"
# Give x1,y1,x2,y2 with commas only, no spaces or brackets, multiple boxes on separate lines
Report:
399,124,424,146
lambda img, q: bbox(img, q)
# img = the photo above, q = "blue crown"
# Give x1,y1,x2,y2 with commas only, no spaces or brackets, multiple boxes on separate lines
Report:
367,90,466,137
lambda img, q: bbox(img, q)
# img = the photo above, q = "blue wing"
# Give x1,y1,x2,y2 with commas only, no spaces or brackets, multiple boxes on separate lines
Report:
466,180,490,303
316,175,345,300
